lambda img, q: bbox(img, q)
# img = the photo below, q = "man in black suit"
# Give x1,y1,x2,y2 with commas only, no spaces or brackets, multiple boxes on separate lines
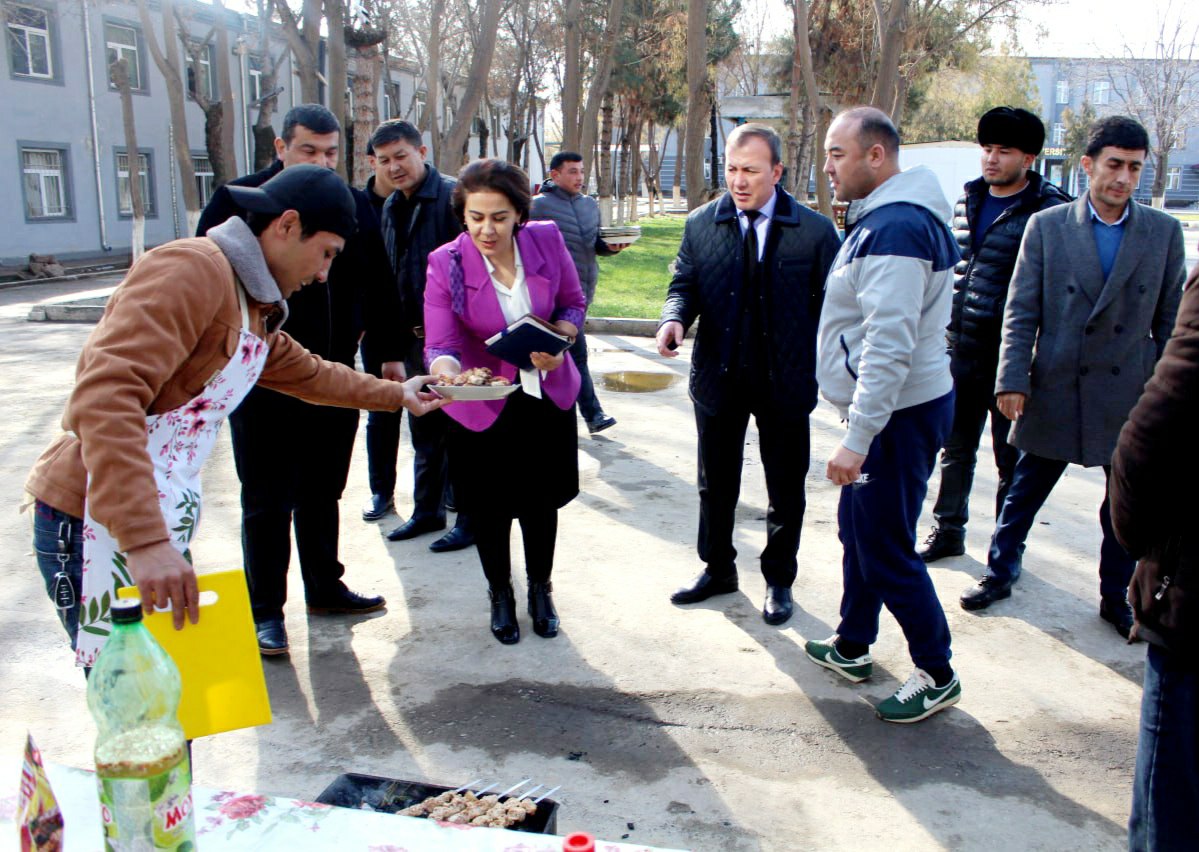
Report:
197,104,404,656
657,123,841,625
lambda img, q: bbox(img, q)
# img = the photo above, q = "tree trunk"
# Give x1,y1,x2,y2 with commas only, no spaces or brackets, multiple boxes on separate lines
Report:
786,5,802,196
136,0,200,234
561,0,582,152
252,1,280,171
673,121,684,204
629,115,642,222
272,0,321,104
425,0,444,162
814,107,833,220
350,48,381,187
795,101,813,202
212,0,237,183
709,100,720,192
1152,148,1169,207
578,0,626,180
442,0,505,164
111,59,145,260
870,0,908,115
792,0,831,217
325,0,348,179
598,91,614,226
685,0,708,209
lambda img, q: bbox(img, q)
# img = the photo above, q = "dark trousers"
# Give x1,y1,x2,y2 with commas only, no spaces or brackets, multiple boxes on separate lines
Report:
231,388,359,622
32,500,84,650
475,509,558,589
361,338,402,499
694,402,810,587
837,392,955,672
569,330,604,424
986,452,1135,598
1129,644,1199,851
931,371,1017,537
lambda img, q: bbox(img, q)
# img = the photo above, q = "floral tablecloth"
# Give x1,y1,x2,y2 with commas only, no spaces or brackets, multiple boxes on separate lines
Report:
1,763,686,852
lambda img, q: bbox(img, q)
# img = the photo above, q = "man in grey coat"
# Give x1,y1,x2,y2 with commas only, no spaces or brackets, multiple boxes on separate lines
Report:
961,116,1185,640
530,151,623,433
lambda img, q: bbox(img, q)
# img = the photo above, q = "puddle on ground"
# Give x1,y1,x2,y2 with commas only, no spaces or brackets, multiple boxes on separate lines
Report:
598,371,680,393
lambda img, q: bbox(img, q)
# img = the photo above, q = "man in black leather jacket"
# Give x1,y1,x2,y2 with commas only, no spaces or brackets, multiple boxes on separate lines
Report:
919,108,1070,563
657,124,840,626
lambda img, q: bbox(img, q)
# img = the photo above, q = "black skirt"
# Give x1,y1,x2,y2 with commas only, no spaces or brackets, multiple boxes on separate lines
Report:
446,389,579,516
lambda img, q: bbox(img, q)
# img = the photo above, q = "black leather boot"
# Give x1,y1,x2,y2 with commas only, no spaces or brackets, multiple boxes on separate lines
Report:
489,585,520,644
527,581,560,638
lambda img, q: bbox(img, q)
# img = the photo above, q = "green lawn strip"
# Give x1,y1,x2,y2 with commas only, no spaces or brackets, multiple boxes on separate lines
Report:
592,215,685,319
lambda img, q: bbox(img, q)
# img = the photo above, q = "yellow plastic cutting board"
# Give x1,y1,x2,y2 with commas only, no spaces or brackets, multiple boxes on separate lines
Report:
117,570,272,740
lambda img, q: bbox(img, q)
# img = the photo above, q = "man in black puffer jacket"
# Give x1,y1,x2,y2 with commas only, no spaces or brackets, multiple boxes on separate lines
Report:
920,108,1071,562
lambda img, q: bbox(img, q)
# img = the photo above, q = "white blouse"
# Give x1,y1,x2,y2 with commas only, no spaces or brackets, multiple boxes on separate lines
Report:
486,243,543,398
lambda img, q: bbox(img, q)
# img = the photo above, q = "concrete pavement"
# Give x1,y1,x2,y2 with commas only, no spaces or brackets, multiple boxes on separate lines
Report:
0,278,1142,851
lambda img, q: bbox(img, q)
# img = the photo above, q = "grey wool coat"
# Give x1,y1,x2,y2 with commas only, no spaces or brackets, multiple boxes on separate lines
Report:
996,196,1185,467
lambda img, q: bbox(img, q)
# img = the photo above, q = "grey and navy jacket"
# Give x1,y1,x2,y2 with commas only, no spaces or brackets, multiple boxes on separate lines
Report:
529,180,617,303
816,165,959,454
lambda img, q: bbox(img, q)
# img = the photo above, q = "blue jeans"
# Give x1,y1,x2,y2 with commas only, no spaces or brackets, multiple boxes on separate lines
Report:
987,452,1134,598
31,500,84,650
1129,644,1199,850
836,392,955,672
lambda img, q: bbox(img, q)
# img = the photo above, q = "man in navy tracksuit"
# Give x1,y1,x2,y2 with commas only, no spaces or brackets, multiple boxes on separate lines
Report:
806,107,961,723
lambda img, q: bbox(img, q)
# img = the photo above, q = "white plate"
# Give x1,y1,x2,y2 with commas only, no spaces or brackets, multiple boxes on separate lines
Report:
432,383,519,400
602,234,641,246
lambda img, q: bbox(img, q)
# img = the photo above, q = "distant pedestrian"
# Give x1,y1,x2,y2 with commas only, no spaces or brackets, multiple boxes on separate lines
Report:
807,107,961,723
530,151,625,434
919,107,1070,564
1110,262,1199,851
962,116,1184,641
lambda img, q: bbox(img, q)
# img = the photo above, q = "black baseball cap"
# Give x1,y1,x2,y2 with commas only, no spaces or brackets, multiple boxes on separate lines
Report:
227,164,357,239
977,107,1045,156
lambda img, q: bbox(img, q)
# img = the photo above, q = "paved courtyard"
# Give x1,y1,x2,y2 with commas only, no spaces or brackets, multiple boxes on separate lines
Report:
0,277,1144,851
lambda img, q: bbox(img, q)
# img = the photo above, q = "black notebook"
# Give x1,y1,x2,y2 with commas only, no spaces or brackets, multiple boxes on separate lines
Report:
484,314,572,371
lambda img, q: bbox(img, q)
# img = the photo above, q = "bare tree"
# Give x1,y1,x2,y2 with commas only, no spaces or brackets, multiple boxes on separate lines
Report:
110,59,146,260
561,0,583,151
685,0,708,209
347,8,388,186
441,0,505,166
325,0,349,179
135,0,201,234
273,0,323,104
178,12,237,187
1107,13,1199,207
579,0,627,181
785,0,831,217
250,0,285,171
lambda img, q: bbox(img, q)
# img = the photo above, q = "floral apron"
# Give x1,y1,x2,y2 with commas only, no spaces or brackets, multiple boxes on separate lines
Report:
75,286,269,666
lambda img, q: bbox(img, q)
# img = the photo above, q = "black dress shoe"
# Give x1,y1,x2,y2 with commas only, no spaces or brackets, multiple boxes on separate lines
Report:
586,414,617,435
1100,596,1137,640
671,571,739,605
960,575,1014,611
762,585,794,625
256,618,289,656
429,525,476,553
362,493,394,522
489,585,520,644
386,516,446,541
528,581,560,637
918,527,965,563
306,586,386,615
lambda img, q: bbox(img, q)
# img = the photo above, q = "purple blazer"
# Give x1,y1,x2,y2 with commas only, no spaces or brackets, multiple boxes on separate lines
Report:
424,221,587,432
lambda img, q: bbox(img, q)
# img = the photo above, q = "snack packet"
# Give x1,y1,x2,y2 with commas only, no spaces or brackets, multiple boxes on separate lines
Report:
17,734,63,851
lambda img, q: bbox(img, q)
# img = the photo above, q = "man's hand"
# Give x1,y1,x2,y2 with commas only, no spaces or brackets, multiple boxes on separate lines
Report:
530,351,565,371
996,392,1026,421
657,321,684,357
125,541,199,630
826,445,867,486
381,361,406,382
401,374,447,416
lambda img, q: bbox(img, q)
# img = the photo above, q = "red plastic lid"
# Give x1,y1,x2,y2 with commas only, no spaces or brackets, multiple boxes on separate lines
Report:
563,832,596,852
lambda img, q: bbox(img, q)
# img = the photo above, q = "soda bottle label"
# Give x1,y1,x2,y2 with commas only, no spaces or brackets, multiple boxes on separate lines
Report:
97,751,196,851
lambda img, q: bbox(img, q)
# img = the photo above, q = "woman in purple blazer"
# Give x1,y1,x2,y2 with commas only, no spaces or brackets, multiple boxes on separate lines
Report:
424,159,587,645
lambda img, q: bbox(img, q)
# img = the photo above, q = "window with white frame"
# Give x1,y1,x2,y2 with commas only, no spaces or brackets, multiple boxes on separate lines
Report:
186,41,215,100
6,3,52,78
1167,166,1182,191
105,23,141,90
117,150,153,215
193,155,214,206
1173,127,1188,149
248,55,263,103
1092,81,1110,105
1055,80,1069,104
383,82,400,120
21,147,66,217
413,89,425,126
1052,123,1066,146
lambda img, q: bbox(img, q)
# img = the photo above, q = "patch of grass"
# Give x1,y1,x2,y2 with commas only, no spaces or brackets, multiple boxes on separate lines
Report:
591,215,686,319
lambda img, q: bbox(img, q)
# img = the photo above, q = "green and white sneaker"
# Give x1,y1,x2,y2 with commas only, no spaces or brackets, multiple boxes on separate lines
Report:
804,635,873,683
875,669,961,723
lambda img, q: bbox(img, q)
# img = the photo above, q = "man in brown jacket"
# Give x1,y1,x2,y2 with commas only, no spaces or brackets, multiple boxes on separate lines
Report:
27,165,443,668
1110,263,1199,849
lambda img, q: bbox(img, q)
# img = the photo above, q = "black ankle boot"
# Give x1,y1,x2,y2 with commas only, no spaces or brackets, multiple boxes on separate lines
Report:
527,581,559,638
489,585,520,644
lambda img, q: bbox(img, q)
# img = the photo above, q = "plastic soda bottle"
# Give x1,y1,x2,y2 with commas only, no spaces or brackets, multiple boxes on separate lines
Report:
87,598,196,851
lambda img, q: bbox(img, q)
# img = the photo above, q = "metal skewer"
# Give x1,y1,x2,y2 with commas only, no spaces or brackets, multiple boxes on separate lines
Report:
515,784,543,801
532,785,561,804
452,778,485,793
495,778,533,799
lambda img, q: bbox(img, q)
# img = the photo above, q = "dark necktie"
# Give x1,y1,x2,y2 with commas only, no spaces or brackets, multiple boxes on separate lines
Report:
743,209,760,278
